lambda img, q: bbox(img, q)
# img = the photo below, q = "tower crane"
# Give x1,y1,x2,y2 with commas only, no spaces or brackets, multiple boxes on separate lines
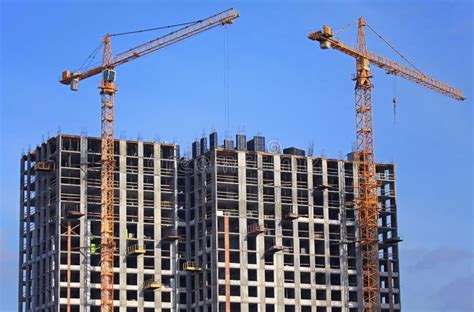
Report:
308,18,465,312
60,9,239,311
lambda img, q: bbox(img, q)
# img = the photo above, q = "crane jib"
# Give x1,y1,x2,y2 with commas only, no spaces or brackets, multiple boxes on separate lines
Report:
308,29,465,101
59,8,239,87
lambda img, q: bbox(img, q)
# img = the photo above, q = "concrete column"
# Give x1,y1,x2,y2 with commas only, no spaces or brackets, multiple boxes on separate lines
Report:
291,157,301,309
322,159,332,308
273,155,284,312
210,151,219,312
46,140,54,311
339,161,349,312
37,145,45,309
119,140,127,311
238,151,249,312
192,159,199,310
137,142,144,311
25,154,32,311
257,154,265,312
200,156,210,312
171,145,179,312
307,159,317,311
153,143,162,309
32,152,39,310
55,136,62,312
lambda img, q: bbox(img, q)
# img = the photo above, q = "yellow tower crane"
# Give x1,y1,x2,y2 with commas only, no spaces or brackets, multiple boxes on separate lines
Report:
60,9,239,311
308,18,465,312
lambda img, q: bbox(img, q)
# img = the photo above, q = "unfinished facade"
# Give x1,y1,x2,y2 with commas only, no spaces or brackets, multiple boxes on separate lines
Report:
182,136,401,312
19,135,185,311
19,133,401,312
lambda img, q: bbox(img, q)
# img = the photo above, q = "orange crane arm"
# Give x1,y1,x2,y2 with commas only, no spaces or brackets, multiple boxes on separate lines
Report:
308,27,466,101
60,8,239,85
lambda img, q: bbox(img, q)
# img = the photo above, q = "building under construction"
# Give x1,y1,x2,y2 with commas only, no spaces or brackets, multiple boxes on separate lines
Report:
19,133,401,312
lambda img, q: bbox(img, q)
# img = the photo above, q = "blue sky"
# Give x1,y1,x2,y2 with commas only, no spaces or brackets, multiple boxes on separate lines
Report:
1,0,472,311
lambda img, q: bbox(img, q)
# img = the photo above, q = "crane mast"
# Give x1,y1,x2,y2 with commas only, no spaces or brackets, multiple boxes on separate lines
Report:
99,34,115,311
60,9,239,312
308,17,465,312
354,17,380,312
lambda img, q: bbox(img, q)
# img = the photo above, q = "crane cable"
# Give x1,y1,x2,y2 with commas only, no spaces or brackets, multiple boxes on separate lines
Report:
365,21,414,123
333,20,358,37
110,20,203,37
365,23,421,73
74,19,204,72
76,43,102,72
223,25,230,137
333,20,358,46
393,76,397,125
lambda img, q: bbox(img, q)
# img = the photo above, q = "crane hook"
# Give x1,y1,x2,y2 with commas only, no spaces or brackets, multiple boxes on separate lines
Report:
392,77,397,125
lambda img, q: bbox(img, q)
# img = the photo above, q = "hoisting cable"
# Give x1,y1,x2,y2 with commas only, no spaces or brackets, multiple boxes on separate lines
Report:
110,20,204,37
223,25,230,136
392,76,397,125
365,23,421,73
